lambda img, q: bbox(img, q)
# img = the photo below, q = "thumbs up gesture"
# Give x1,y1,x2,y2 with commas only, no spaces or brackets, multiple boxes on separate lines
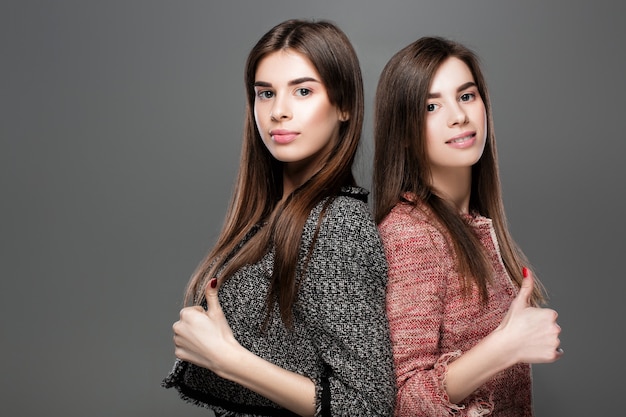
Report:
496,268,563,364
172,278,238,374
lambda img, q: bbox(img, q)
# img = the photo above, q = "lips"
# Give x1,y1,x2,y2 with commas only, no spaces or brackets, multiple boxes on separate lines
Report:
270,129,299,144
445,132,476,148
446,132,475,144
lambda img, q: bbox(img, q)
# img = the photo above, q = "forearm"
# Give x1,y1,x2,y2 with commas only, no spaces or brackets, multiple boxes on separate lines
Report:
218,345,316,417
445,329,515,404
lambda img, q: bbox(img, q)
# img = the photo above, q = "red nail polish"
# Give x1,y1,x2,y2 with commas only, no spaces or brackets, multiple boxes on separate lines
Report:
522,267,528,278
210,278,217,288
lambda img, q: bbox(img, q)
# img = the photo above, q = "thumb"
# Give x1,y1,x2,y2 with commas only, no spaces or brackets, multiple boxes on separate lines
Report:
204,278,222,315
512,267,534,309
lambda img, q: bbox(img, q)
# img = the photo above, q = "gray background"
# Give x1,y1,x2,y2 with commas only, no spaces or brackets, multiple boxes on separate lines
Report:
2,1,623,416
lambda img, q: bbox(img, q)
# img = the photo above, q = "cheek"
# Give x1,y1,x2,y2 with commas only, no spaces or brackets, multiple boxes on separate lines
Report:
254,106,269,136
482,110,487,132
424,133,438,159
475,105,487,129
477,110,487,143
424,118,440,144
306,99,338,123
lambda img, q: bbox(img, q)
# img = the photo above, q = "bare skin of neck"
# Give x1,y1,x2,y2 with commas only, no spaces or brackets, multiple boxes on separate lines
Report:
280,151,330,200
430,166,472,214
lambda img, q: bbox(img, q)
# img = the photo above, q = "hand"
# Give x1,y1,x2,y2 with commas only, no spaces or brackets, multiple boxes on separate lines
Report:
172,278,239,375
495,268,563,364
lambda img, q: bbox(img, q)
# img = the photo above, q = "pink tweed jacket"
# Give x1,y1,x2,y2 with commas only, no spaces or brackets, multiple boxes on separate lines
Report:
379,201,533,417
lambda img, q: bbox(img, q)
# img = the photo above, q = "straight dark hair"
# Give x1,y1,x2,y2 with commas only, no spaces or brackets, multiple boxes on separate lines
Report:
373,36,545,305
184,19,365,327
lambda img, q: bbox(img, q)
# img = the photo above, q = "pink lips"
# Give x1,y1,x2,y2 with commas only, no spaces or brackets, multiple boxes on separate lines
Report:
270,129,298,144
445,131,476,149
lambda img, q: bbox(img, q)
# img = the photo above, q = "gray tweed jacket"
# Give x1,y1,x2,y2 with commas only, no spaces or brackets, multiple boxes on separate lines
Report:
163,186,396,416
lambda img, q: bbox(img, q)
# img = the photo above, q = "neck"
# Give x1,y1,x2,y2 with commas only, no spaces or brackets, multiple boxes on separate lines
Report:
282,169,310,199
281,159,326,199
430,166,472,214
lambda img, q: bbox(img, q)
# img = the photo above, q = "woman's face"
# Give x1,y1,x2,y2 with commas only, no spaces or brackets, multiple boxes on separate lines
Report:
253,49,346,182
424,57,487,175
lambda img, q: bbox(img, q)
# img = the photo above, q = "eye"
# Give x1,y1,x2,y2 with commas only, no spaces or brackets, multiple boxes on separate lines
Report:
256,90,274,100
427,103,438,112
460,93,475,102
295,88,311,97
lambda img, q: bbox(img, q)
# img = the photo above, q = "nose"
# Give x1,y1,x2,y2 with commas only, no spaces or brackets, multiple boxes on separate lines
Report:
270,95,292,121
448,103,469,127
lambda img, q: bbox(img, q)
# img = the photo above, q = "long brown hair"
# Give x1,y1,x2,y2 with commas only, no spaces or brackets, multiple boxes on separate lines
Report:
373,36,545,305
184,19,365,326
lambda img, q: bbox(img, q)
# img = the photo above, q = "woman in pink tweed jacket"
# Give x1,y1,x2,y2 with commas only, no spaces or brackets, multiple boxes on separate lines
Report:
372,36,563,416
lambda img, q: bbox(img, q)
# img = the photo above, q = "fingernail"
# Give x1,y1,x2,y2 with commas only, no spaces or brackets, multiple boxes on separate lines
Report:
522,267,529,278
210,278,217,289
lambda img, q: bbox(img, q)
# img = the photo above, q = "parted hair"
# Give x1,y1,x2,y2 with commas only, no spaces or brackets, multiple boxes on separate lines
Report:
184,19,365,326
373,36,545,305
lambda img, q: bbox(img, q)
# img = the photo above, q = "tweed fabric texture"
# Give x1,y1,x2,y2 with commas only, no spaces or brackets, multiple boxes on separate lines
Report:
163,186,396,416
379,200,532,417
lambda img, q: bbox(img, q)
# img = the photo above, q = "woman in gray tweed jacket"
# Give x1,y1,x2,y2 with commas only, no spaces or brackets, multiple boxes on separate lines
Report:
162,19,396,416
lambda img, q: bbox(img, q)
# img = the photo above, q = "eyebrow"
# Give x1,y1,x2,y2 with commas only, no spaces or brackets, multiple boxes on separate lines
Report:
427,81,477,99
254,77,320,88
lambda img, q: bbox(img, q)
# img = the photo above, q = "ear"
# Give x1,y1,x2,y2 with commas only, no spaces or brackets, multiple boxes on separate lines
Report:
338,111,350,122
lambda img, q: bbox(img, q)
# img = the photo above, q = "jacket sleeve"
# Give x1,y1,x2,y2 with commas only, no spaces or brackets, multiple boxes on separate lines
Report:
379,209,492,417
298,198,396,416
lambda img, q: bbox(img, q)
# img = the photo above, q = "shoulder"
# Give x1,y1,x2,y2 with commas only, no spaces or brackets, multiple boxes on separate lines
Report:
306,186,383,253
331,185,370,211
379,201,443,241
377,201,455,269
315,186,375,229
